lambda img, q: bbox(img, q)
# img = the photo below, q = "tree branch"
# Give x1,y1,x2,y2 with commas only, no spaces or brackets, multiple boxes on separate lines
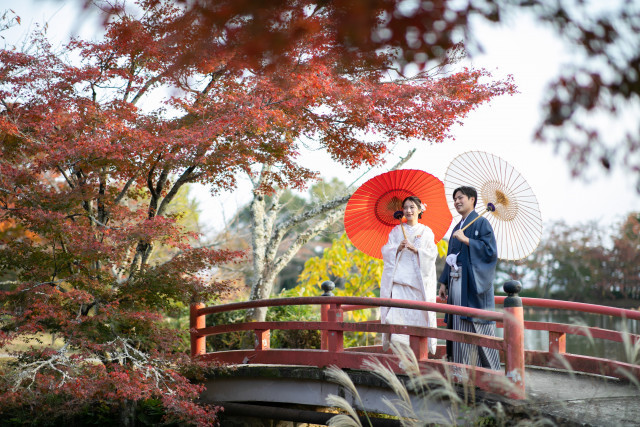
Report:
56,166,75,189
156,166,196,217
268,194,350,250
115,176,137,205
131,74,164,105
11,343,72,391
273,207,344,274
264,188,284,239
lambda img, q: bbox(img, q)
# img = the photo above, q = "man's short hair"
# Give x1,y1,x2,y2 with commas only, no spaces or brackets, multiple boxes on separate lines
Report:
453,186,477,208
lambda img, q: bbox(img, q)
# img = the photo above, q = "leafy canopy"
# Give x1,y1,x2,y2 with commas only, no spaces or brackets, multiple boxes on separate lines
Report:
0,0,513,423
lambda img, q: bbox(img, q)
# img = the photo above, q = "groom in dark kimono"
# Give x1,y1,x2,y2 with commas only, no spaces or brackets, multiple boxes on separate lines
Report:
438,186,501,370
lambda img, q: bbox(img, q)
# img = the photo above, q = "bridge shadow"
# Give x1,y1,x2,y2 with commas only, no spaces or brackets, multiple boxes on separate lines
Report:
199,362,503,426
200,362,640,426
202,364,449,425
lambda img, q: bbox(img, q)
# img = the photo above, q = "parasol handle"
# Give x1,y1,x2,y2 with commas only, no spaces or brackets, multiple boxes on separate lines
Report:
393,210,408,239
400,223,408,239
460,203,496,232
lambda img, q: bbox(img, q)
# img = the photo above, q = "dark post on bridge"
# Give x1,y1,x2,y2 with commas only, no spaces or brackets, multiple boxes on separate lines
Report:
502,280,525,399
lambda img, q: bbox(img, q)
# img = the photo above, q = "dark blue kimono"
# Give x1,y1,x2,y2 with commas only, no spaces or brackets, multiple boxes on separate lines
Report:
438,210,498,324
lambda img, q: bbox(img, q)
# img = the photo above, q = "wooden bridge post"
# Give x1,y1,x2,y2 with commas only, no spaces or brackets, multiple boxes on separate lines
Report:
549,331,566,354
409,336,430,361
254,329,271,350
503,280,526,399
327,303,344,353
320,281,335,351
190,303,206,358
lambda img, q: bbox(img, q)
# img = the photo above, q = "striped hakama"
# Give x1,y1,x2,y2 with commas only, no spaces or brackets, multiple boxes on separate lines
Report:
449,268,501,370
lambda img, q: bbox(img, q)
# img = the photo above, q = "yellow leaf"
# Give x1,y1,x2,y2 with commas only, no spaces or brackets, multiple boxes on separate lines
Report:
437,239,448,258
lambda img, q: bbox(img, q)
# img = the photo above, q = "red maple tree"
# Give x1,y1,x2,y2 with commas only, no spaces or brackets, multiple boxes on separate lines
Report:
0,1,515,423
137,0,639,181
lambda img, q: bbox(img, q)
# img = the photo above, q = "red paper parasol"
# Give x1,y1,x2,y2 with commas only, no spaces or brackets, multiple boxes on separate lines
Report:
344,169,452,259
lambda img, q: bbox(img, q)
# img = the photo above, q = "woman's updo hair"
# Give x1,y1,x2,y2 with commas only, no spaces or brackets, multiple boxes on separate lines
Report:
402,196,423,219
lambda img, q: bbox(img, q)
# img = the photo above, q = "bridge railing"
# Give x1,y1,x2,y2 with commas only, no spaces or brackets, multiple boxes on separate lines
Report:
190,281,526,399
491,296,640,381
338,291,640,381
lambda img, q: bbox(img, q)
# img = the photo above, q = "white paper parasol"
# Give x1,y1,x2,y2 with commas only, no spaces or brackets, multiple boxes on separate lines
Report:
444,151,543,261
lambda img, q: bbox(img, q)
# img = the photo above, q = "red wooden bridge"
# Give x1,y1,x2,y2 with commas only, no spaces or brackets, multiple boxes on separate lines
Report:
190,281,640,423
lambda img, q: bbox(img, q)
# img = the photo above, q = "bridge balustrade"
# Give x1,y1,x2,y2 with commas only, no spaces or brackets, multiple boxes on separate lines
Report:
337,293,640,382
190,281,526,399
491,296,640,381
191,280,640,402
337,292,640,383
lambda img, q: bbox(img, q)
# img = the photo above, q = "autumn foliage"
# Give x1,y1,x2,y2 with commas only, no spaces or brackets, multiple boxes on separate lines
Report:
138,0,640,181
0,0,516,423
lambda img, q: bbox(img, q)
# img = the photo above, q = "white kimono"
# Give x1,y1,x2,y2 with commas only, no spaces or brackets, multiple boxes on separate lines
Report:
380,223,438,354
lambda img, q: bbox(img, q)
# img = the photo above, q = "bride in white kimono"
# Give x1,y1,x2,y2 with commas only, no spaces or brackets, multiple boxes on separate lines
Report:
380,196,438,354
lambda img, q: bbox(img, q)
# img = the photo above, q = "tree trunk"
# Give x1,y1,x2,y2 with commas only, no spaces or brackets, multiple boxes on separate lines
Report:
246,272,278,322
119,399,136,427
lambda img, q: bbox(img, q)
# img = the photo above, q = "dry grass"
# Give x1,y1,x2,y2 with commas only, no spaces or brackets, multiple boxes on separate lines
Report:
2,333,66,354
324,343,555,427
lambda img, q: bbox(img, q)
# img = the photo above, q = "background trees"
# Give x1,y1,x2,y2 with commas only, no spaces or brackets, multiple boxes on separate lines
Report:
0,4,246,422
0,0,515,421
496,213,640,303
3,0,637,421
608,214,640,300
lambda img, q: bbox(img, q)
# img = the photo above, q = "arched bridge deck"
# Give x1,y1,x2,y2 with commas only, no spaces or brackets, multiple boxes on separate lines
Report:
190,284,640,424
